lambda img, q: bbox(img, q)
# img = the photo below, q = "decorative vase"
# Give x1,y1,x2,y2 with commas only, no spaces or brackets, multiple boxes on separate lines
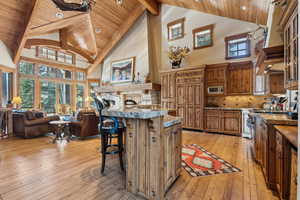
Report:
171,60,182,69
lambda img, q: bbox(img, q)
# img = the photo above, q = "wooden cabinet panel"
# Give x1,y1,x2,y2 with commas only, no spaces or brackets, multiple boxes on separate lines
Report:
177,106,186,127
204,110,221,132
205,63,228,96
227,61,253,95
289,149,297,200
176,85,185,106
161,72,176,110
269,72,286,94
186,106,195,128
222,111,242,135
163,124,182,193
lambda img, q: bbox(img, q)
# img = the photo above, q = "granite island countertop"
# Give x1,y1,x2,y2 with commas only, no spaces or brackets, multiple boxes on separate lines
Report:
163,115,182,128
249,113,298,125
274,125,298,149
102,108,168,119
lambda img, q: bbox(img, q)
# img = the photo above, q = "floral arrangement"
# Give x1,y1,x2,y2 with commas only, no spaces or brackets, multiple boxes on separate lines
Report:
168,46,190,64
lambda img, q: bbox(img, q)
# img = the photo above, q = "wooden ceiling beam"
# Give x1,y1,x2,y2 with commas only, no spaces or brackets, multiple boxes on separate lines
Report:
27,13,88,37
136,0,159,15
25,38,95,63
88,5,146,74
13,0,40,64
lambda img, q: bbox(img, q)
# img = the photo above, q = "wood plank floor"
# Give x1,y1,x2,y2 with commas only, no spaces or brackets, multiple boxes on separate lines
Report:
0,131,279,200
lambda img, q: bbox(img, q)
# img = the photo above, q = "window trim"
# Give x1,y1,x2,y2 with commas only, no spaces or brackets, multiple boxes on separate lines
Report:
193,24,214,50
167,18,185,41
225,32,251,60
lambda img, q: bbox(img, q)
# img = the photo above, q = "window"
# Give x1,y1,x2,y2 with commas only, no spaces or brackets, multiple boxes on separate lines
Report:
58,83,71,105
89,81,99,96
19,79,35,108
19,62,35,75
40,81,56,113
37,47,75,65
1,72,13,106
225,33,251,59
167,18,185,41
39,65,72,79
76,71,86,81
76,84,84,109
193,24,214,49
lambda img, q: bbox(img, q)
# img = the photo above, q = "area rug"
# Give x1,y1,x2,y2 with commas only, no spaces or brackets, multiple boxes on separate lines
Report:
182,144,241,177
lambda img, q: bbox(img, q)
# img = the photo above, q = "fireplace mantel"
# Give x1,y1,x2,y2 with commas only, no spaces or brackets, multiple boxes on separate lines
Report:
95,83,161,93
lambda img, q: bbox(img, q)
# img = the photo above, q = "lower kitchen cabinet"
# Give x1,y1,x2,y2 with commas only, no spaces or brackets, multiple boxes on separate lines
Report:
204,109,242,136
163,123,182,193
289,149,297,200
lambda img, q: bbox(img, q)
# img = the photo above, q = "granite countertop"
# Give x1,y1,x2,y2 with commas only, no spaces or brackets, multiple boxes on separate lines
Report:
205,107,254,111
250,113,298,125
101,108,168,119
274,125,298,149
163,115,182,128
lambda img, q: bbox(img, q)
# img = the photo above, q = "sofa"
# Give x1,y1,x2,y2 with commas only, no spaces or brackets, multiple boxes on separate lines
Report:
70,110,99,139
13,111,59,138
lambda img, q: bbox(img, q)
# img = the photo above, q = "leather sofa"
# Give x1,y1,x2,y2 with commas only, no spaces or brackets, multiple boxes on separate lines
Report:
70,110,99,139
13,111,59,138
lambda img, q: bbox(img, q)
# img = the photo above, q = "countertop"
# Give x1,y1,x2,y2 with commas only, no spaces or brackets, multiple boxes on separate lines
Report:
205,107,254,111
250,113,298,125
102,108,168,119
274,125,298,149
163,115,182,128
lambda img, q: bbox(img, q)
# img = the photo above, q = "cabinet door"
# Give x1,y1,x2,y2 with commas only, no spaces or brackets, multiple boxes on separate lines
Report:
269,73,286,94
164,127,174,190
176,85,185,106
275,132,283,197
204,110,220,132
194,84,204,129
177,106,186,127
289,149,297,200
174,125,182,177
222,111,241,135
261,122,268,176
186,106,195,128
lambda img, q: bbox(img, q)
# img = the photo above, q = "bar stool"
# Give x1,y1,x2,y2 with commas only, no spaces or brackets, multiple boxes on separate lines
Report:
94,97,125,174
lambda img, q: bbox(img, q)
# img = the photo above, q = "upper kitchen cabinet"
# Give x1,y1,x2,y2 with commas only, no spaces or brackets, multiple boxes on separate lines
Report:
268,71,286,94
227,61,253,95
205,63,228,96
280,0,298,90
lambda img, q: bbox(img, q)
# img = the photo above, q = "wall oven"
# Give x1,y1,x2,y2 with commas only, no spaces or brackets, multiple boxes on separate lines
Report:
207,86,224,95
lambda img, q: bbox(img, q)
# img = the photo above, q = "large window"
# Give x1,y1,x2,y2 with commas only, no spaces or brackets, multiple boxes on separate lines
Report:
58,83,71,105
39,65,72,79
37,47,75,65
76,84,84,109
19,62,34,75
1,72,13,107
225,33,251,59
19,79,35,108
40,81,56,113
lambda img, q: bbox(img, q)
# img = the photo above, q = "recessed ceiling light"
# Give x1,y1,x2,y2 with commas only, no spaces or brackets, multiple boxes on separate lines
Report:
55,12,64,19
194,0,201,2
241,6,247,10
95,28,101,34
115,0,123,5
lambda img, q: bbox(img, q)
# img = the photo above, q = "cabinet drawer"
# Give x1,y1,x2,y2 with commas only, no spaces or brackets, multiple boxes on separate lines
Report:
205,110,219,116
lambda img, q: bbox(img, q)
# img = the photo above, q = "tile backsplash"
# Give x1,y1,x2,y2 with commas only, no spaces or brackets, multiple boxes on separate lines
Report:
207,96,267,108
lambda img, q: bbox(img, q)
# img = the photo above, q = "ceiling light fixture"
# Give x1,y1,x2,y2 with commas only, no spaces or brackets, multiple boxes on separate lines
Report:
115,0,123,5
241,6,247,10
55,12,64,19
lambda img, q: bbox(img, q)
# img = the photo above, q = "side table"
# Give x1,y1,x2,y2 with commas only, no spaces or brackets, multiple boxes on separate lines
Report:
49,120,71,143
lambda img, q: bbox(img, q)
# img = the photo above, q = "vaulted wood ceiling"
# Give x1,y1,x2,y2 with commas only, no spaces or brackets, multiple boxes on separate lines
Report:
0,0,270,72
158,0,271,25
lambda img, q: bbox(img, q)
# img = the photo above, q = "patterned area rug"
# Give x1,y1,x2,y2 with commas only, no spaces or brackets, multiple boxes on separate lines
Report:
182,144,241,177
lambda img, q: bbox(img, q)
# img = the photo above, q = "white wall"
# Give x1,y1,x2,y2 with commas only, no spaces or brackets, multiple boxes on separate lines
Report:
0,40,16,69
160,5,260,70
101,12,149,84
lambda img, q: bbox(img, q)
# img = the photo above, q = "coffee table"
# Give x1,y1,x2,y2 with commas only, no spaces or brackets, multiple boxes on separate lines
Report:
49,120,71,143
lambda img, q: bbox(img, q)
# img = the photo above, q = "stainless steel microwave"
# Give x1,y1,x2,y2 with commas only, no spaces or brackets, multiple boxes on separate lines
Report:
207,86,224,94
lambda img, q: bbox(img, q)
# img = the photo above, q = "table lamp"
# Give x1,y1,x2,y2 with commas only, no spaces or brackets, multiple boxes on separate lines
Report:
12,96,22,109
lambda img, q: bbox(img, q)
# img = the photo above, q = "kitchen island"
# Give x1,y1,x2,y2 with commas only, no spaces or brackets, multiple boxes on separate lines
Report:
102,108,182,200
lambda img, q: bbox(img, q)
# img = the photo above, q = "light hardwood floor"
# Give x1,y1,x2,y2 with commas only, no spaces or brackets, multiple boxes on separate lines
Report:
0,131,278,200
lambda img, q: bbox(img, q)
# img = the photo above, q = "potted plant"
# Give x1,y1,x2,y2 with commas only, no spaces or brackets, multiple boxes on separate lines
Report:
168,46,190,69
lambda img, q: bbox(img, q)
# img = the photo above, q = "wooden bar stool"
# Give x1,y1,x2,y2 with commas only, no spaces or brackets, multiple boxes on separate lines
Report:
93,97,125,174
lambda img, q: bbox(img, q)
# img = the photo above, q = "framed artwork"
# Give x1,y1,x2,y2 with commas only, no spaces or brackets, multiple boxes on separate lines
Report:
111,57,135,83
193,24,214,49
167,18,185,41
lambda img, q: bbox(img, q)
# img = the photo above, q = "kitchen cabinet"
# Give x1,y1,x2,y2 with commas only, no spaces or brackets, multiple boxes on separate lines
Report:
176,68,205,130
205,63,228,96
289,149,297,200
163,123,182,192
227,61,253,95
269,72,286,94
204,109,242,136
282,1,298,90
161,71,176,110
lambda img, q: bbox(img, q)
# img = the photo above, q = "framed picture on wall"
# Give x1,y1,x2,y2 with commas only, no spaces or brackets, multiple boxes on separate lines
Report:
167,18,185,41
111,57,135,83
193,24,214,49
